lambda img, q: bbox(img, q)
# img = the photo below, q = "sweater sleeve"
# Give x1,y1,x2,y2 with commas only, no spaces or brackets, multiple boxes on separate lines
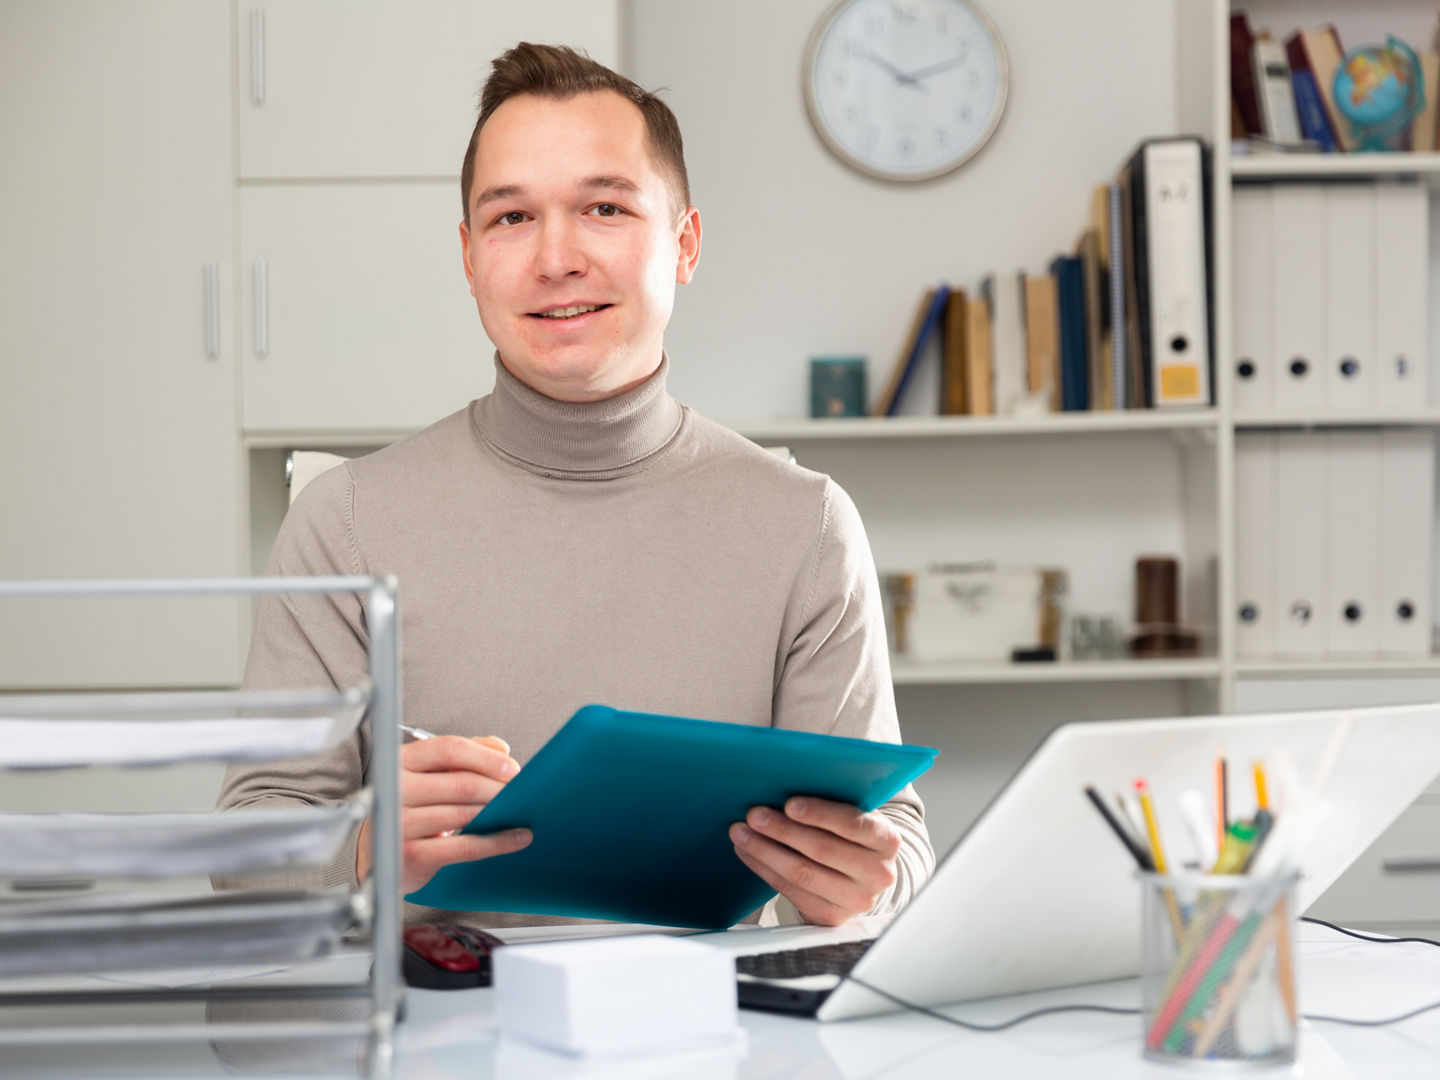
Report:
762,478,936,925
213,464,372,892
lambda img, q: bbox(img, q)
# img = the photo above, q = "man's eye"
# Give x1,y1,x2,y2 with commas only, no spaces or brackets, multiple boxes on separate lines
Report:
591,204,621,218
498,211,527,226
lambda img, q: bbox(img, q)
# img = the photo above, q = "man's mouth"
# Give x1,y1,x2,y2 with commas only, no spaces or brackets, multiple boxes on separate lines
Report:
533,304,610,320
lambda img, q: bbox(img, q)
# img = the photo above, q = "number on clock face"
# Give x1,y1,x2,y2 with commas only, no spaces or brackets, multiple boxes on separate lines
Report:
804,0,1008,181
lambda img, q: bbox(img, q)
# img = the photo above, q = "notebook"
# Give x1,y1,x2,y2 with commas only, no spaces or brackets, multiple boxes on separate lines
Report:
405,705,936,929
694,702,1440,1021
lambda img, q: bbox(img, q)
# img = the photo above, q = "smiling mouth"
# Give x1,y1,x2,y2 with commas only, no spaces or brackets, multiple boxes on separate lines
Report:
532,304,611,320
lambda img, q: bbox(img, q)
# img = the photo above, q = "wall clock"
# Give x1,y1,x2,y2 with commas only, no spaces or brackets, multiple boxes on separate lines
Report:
803,0,1009,182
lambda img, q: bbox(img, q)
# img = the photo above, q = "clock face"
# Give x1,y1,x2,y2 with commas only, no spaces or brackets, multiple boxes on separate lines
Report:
804,0,1009,182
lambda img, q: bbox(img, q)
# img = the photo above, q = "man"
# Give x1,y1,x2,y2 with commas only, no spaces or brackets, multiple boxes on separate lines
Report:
220,43,933,930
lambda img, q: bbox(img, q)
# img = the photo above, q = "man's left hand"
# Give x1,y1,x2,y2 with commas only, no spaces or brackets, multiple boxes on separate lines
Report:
730,797,900,926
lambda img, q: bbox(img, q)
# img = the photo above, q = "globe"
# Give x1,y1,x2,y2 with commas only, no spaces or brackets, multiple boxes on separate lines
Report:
1333,36,1424,150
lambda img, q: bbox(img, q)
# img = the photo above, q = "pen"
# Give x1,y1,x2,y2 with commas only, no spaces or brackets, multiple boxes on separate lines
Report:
1240,808,1275,873
1178,788,1218,871
400,723,437,741
1084,786,1155,871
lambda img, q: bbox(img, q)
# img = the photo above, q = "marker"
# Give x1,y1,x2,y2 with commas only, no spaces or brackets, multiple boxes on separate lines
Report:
1213,819,1258,875
1240,809,1275,873
1253,760,1270,811
1084,786,1155,871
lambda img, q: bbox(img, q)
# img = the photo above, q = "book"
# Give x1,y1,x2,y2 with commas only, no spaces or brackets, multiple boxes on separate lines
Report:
941,289,968,415
1121,137,1215,409
982,273,1027,416
1410,48,1440,153
873,285,949,416
1291,68,1337,151
1106,182,1127,410
405,705,938,928
964,291,994,415
1118,166,1145,408
1286,26,1353,151
1077,229,1108,411
1252,35,1304,143
1050,255,1089,412
1023,273,1060,411
1229,13,1264,136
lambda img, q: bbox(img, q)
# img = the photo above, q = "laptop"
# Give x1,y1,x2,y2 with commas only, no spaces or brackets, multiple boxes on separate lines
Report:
695,702,1440,1021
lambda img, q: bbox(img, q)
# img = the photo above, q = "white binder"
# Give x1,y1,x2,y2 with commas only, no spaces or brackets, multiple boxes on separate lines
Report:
1272,432,1328,657
1271,185,1325,414
1379,429,1435,656
1323,431,1382,657
1374,182,1429,411
984,272,1028,416
1234,433,1277,658
1322,184,1376,414
1133,139,1211,408
1231,186,1274,417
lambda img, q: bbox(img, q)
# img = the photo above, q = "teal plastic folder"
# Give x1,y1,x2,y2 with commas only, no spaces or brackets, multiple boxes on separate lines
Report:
405,705,937,929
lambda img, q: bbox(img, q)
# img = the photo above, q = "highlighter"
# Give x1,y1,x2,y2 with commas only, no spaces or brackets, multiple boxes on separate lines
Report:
1212,819,1258,875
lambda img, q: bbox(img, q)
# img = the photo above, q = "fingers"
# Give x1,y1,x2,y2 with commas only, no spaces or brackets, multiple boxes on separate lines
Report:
402,735,518,782
733,847,847,926
402,803,492,841
729,799,900,924
402,827,532,895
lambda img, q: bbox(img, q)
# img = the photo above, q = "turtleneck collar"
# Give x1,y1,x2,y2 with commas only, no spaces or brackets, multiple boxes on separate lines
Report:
472,353,685,480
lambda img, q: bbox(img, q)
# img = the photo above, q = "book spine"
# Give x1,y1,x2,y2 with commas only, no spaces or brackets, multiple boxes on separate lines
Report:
1229,13,1263,135
1290,69,1336,151
1107,182,1126,410
886,284,951,417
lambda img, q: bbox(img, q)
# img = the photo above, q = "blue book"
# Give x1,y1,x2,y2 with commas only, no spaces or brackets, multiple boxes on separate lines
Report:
1050,255,1089,412
405,705,938,928
1291,69,1337,151
879,283,950,416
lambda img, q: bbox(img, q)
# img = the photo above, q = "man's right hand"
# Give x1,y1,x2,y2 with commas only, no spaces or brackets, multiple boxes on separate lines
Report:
355,734,531,894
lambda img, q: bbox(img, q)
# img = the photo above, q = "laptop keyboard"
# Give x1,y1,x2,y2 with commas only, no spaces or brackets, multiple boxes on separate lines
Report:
735,938,875,980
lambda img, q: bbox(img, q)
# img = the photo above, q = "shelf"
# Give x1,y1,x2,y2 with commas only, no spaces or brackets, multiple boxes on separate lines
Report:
1237,658,1440,679
1234,410,1440,430
245,430,416,450
1231,152,1440,188
729,410,1220,444
890,657,1222,686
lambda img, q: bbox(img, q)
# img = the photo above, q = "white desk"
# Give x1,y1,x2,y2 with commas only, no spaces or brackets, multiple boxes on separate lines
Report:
4,924,1440,1078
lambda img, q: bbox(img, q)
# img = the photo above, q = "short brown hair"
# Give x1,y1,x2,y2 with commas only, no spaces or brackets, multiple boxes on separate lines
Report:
460,42,690,224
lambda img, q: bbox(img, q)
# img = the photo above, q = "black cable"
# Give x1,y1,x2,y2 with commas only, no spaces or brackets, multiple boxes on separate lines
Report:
845,915,1440,1035
1301,915,1440,948
842,975,1139,1032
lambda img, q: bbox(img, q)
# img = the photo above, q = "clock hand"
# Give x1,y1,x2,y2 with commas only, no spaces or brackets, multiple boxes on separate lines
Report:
903,54,967,84
864,51,929,92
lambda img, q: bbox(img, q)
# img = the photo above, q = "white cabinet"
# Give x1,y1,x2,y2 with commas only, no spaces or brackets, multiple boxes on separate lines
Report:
238,0,621,179
0,1,240,688
241,184,492,431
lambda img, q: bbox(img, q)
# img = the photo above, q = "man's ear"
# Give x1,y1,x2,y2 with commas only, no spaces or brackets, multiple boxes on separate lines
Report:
675,206,701,285
459,220,477,298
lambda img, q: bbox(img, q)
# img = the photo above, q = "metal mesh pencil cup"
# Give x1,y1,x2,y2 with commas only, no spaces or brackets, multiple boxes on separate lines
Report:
1137,870,1300,1067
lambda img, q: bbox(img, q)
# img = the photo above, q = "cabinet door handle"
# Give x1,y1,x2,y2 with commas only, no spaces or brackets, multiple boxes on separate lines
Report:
1382,858,1440,874
203,262,219,358
253,258,269,358
251,8,266,105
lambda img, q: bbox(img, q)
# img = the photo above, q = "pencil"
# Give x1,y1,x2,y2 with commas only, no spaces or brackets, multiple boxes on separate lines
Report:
1190,905,1283,1058
1253,760,1269,811
1136,779,1169,874
1084,785,1155,871
1216,750,1228,852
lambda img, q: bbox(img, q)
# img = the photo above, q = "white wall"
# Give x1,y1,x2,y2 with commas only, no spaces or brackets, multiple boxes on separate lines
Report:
628,0,1180,421
629,0,1188,853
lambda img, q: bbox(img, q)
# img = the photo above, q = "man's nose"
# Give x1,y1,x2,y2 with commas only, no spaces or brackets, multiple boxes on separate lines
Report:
534,218,587,280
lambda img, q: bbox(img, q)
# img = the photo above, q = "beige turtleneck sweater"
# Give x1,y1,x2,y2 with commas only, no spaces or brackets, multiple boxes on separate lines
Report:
218,357,934,928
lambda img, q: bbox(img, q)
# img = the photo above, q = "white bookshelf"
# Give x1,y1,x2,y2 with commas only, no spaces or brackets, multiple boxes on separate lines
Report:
891,657,1222,686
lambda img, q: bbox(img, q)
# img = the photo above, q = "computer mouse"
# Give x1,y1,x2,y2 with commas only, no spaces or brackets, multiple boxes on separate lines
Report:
402,922,506,990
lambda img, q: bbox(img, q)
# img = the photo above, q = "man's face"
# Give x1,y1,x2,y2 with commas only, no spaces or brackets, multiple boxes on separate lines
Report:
460,91,701,403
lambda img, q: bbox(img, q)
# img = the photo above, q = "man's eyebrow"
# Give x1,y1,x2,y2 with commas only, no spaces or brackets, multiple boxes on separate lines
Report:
472,183,524,212
580,175,641,195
